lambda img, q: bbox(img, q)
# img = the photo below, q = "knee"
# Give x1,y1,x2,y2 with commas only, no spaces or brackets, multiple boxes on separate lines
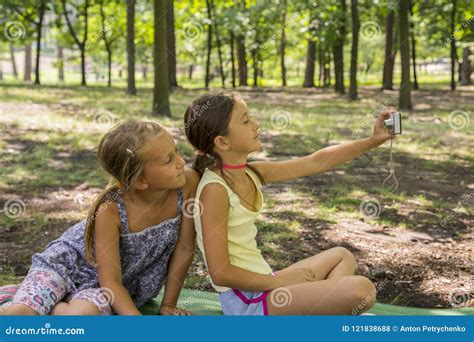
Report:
350,276,377,313
1,304,38,316
57,302,101,315
333,247,357,265
50,302,69,315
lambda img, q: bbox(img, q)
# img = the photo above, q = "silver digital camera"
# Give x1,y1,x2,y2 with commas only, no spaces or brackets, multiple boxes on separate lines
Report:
384,112,402,134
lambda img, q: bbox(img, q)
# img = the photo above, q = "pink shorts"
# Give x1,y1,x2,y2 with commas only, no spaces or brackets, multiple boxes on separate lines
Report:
12,269,112,316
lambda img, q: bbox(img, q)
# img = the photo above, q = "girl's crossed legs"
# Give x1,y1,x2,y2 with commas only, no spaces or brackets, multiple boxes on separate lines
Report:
0,269,112,316
268,246,376,315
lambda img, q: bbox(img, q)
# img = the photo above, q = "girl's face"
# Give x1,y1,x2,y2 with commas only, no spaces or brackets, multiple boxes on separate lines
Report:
139,130,186,190
225,97,261,154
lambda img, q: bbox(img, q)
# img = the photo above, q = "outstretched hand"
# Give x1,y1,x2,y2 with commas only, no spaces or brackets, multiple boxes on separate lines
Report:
371,109,397,146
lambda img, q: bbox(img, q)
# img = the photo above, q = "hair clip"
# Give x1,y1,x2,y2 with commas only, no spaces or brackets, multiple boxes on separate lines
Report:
196,150,205,156
126,148,135,157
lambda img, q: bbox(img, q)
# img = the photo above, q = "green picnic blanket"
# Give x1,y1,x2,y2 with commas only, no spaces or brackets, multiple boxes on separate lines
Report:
139,288,474,316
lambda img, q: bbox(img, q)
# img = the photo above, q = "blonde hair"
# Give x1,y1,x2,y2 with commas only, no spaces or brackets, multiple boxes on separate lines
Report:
84,120,163,264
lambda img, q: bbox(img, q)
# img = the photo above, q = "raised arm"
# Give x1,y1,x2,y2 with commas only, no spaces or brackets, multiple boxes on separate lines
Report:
250,110,396,183
200,183,314,291
94,202,142,315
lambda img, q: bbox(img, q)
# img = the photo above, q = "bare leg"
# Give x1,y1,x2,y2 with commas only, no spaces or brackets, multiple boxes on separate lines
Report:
278,247,357,281
0,303,38,316
51,300,101,315
267,275,376,315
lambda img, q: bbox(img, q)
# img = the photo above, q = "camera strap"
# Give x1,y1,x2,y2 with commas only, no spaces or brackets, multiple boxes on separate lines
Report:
382,138,399,191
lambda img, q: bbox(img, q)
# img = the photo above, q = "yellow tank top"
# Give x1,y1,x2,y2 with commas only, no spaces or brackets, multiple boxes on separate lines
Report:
194,168,273,292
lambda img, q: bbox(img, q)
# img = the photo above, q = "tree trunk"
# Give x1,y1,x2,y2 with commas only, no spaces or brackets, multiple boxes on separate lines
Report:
349,0,360,100
166,0,177,87
236,35,248,86
107,51,112,87
142,65,148,81
210,0,225,88
398,0,412,109
303,40,316,87
152,0,171,116
450,0,456,90
24,44,32,81
204,0,212,88
127,0,137,94
34,0,45,85
382,10,395,90
57,44,64,82
318,44,323,87
80,48,86,86
409,0,418,90
332,43,344,93
9,44,18,79
99,2,113,87
215,35,226,87
230,32,236,88
61,0,89,86
459,47,471,85
252,48,258,86
280,0,287,86
188,64,193,80
333,0,346,94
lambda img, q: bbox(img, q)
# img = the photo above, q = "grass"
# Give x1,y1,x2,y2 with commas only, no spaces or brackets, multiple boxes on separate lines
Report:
0,81,472,289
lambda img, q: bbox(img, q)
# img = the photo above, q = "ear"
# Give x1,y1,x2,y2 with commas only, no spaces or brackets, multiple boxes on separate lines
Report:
213,135,231,152
133,176,149,190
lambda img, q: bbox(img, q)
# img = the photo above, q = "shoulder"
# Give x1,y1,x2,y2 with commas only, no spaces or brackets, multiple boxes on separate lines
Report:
93,192,121,234
183,167,201,199
200,182,229,210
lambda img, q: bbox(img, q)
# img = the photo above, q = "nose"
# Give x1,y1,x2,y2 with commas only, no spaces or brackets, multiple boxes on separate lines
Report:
252,119,260,131
177,154,185,168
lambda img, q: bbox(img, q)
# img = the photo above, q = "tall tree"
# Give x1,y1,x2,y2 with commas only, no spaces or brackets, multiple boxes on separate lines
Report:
98,2,121,87
382,10,396,90
235,0,248,86
459,47,471,85
318,44,324,87
398,0,412,109
211,0,225,87
152,0,171,116
332,0,346,94
126,0,137,94
6,0,47,85
204,0,213,88
9,44,18,79
303,12,319,88
34,0,46,85
280,0,287,86
230,32,236,88
450,0,456,90
303,39,316,87
24,44,32,82
236,34,248,86
166,0,178,87
52,7,65,82
409,0,419,90
57,44,64,82
62,0,90,86
349,0,360,100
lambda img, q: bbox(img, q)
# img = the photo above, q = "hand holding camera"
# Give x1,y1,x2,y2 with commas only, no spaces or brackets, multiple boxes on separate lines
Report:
370,109,402,146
